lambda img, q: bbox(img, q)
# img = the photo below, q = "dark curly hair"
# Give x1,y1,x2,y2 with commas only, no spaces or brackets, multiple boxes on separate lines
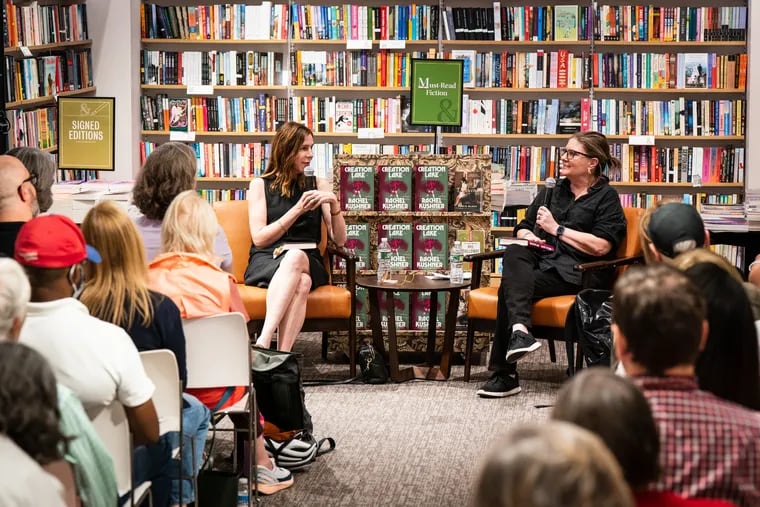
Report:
132,142,196,220
0,342,67,464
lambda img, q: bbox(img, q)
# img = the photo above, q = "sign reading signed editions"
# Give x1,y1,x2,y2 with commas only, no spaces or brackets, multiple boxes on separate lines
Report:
409,59,463,127
58,97,115,170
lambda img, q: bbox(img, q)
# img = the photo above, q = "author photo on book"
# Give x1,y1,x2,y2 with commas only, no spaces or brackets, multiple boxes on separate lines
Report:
245,121,346,352
478,131,627,398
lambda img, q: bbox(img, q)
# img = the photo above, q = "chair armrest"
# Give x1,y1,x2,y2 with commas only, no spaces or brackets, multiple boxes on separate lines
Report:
465,250,504,290
576,254,644,289
327,246,357,292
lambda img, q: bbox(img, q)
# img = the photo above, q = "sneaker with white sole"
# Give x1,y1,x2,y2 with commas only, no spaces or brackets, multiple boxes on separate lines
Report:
252,461,294,495
505,330,541,363
476,372,521,398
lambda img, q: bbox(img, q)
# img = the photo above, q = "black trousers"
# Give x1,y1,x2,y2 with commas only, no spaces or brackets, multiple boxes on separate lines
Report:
489,246,581,374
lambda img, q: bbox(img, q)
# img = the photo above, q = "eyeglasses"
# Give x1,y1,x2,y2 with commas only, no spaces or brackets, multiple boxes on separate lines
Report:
17,173,37,198
560,148,593,160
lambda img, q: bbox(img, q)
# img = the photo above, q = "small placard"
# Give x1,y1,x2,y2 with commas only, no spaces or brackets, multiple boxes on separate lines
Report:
169,131,196,142
628,135,655,146
346,39,372,50
379,40,406,49
187,84,214,95
20,46,33,57
357,128,384,139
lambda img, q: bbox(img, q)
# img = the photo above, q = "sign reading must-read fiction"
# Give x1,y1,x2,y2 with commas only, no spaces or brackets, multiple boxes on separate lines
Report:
58,97,115,170
409,59,464,127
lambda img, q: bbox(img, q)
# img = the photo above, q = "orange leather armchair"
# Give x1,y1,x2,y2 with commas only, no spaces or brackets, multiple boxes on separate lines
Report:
213,199,358,376
463,207,645,381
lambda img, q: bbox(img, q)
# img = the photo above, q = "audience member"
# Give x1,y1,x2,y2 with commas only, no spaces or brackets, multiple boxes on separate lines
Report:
0,154,37,256
553,368,737,507
148,191,292,495
14,214,172,506
6,146,56,213
244,121,346,351
130,142,232,271
0,258,118,507
81,200,210,506
613,263,760,505
470,421,634,507
670,252,760,410
642,202,709,262
479,131,626,398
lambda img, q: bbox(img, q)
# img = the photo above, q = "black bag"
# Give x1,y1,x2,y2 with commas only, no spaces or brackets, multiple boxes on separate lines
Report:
358,341,389,384
569,289,614,368
251,347,312,432
196,470,238,507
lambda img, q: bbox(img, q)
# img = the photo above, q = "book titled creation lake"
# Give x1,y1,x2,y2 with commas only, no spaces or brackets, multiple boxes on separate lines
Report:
378,164,413,211
414,165,449,212
339,165,375,211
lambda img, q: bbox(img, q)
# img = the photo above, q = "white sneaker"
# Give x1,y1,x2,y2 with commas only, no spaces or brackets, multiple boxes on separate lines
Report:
252,460,294,495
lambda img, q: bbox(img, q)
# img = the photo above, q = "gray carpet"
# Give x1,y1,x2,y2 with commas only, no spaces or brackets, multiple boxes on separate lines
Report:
214,334,572,506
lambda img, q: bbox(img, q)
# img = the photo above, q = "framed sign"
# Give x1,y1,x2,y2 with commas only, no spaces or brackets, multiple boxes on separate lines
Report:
409,59,463,127
57,97,115,170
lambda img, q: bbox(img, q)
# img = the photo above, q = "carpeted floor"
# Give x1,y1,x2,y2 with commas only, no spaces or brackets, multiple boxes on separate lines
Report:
212,333,572,506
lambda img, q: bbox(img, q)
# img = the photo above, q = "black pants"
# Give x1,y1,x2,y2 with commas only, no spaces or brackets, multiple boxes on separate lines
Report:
489,246,581,374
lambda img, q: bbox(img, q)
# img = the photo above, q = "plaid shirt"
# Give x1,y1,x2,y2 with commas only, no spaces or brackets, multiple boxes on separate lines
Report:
634,376,760,507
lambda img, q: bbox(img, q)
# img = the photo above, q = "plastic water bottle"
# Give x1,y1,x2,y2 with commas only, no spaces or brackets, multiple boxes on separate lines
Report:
237,477,249,506
377,237,392,283
450,241,464,284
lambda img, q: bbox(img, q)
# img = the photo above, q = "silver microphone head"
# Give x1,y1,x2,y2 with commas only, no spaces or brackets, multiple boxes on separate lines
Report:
304,168,314,177
545,177,557,189
304,168,316,191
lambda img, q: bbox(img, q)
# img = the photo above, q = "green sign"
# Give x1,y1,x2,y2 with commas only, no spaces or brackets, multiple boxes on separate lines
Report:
410,59,463,127
58,97,115,170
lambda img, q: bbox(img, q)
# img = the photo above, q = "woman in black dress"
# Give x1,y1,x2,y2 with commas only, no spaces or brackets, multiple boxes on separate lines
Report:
245,122,346,351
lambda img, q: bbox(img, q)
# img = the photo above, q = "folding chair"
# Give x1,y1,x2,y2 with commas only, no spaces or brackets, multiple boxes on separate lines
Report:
91,402,152,507
182,312,258,505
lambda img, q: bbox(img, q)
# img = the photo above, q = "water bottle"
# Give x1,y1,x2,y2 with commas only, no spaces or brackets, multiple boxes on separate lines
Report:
450,241,464,284
237,477,249,506
377,237,392,283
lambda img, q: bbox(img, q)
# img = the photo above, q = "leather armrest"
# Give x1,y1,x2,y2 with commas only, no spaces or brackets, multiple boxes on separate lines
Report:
464,250,503,262
575,254,644,272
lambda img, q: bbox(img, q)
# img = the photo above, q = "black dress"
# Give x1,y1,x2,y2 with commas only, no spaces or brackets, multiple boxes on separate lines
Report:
244,177,329,290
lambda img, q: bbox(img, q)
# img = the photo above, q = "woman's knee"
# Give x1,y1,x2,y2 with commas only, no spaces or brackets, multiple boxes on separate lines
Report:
296,273,312,295
280,249,310,270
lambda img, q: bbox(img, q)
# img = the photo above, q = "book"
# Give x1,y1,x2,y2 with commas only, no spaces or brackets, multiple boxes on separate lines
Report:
411,291,445,331
377,164,413,211
498,237,556,252
334,100,354,132
168,98,189,131
339,165,375,211
450,49,476,88
683,53,708,89
354,285,369,330
452,169,484,213
377,223,413,270
554,5,579,41
413,222,448,271
379,290,410,331
339,223,370,270
414,164,448,211
456,229,485,272
557,100,581,134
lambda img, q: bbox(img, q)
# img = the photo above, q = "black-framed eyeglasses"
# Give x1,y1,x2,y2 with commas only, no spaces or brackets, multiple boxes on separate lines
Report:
17,174,37,198
560,148,593,160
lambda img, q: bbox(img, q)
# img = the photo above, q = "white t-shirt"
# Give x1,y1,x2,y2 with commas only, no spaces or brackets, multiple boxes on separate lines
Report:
0,435,66,507
20,298,155,417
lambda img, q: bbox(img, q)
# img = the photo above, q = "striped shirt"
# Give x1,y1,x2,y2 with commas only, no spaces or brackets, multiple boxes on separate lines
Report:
635,376,760,507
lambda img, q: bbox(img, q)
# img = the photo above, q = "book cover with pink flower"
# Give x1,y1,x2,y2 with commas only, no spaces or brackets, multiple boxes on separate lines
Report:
337,223,369,270
339,164,375,211
414,164,448,212
377,164,413,211
413,222,448,271
411,291,445,331
377,223,412,270
379,290,410,331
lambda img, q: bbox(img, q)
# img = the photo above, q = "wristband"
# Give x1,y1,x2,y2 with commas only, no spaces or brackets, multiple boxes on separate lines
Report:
330,208,341,216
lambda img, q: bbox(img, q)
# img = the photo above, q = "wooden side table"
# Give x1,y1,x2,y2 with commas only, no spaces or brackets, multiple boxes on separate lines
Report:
356,274,470,382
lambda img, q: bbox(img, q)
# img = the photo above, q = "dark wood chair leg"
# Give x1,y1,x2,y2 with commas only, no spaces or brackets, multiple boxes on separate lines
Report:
321,331,328,360
464,319,477,382
575,342,584,373
348,320,357,378
547,339,557,363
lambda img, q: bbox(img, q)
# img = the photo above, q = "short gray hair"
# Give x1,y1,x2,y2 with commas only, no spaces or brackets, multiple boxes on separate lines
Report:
6,147,57,213
0,258,31,340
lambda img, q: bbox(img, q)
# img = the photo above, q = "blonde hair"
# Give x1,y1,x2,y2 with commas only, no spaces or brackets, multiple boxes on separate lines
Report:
639,203,660,264
80,201,154,328
471,422,634,507
672,249,743,283
161,190,217,260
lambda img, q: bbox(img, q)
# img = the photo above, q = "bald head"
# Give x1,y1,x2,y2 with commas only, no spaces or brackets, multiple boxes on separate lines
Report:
0,155,38,219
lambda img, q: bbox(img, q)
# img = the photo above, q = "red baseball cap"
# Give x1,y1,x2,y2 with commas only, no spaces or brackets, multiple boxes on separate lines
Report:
14,214,101,268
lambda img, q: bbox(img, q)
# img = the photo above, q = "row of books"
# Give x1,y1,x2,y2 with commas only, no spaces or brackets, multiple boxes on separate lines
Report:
4,50,94,103
198,188,247,204
141,2,289,40
617,192,740,209
6,106,56,151
140,50,285,87
353,287,447,331
700,203,747,232
4,2,89,48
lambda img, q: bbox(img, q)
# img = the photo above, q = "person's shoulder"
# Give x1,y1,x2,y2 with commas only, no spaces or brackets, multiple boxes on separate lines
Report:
149,290,182,316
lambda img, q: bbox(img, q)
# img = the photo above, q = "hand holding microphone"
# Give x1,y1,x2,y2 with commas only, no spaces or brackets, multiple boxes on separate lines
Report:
304,167,317,191
534,178,556,235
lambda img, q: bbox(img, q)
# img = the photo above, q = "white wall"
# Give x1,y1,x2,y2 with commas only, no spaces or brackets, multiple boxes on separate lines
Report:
87,0,141,180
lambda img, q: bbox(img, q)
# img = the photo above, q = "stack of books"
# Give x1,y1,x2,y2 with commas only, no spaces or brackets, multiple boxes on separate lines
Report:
700,203,748,232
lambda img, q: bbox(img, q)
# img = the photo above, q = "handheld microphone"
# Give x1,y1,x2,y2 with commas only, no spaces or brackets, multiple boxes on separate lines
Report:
304,168,317,191
543,177,557,207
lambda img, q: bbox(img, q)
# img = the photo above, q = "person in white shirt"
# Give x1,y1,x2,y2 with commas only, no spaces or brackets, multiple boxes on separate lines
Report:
0,434,66,507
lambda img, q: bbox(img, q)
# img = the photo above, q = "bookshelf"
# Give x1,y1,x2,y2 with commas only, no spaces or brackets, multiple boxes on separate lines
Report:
3,0,96,178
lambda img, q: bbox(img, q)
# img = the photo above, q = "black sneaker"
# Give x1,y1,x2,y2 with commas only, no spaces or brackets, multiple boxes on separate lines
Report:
505,330,541,363
476,372,521,398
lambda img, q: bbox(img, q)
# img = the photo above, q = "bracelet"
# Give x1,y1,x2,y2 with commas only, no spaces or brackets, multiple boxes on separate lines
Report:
330,208,341,216
749,260,760,272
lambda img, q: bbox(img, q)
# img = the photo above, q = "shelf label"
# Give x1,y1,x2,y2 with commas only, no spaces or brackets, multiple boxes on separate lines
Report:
628,135,655,146
357,128,384,139
20,46,32,57
170,131,196,142
187,85,214,95
379,40,406,49
346,39,372,50
691,175,702,188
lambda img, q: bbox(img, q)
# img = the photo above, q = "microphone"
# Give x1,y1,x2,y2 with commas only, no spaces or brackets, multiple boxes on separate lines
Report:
304,168,317,191
543,177,557,207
